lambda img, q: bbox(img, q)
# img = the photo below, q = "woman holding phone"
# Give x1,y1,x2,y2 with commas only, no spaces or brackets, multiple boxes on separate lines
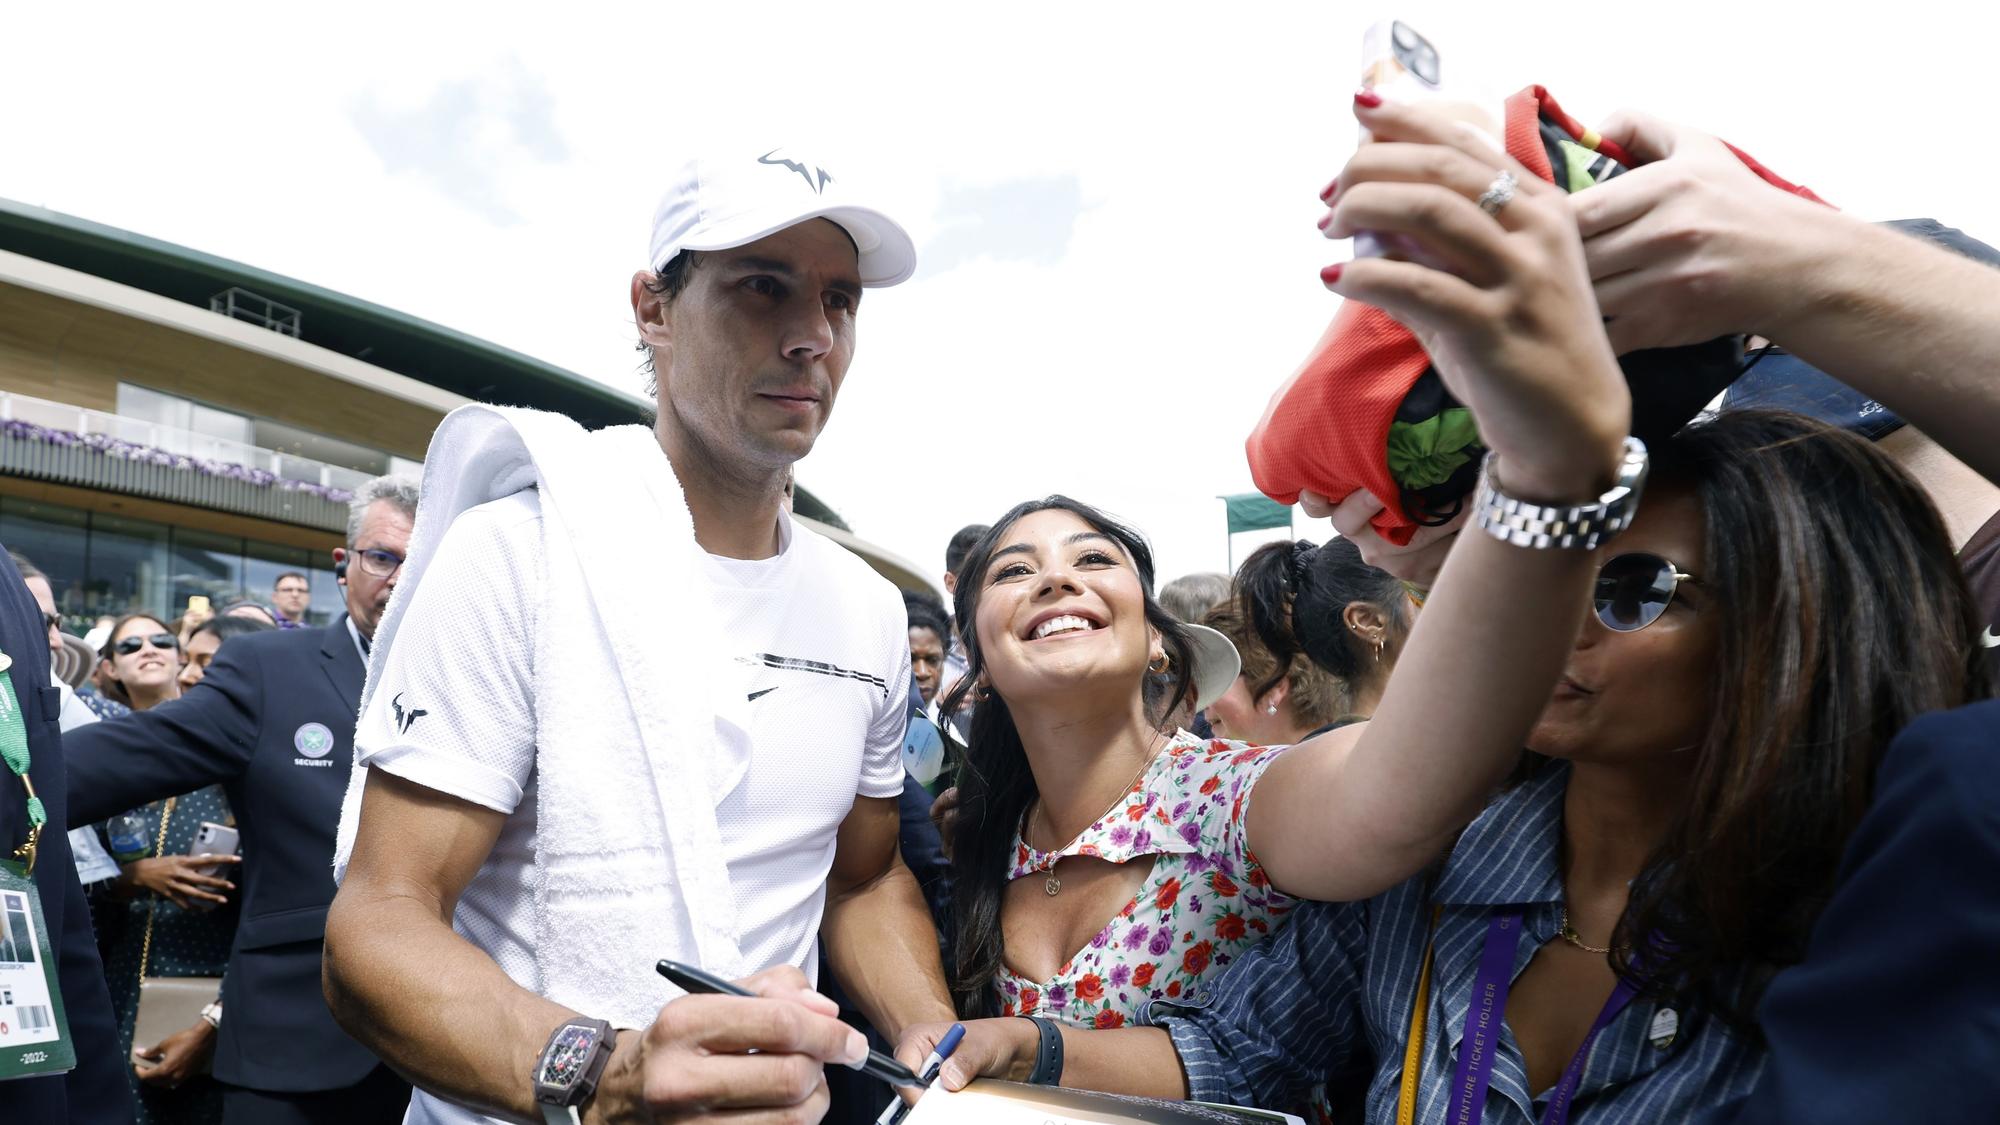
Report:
895,96,1988,1123
93,612,272,1122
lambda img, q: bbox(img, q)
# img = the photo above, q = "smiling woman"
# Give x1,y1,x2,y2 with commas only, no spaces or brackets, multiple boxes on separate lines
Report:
931,496,1288,1029
97,612,183,713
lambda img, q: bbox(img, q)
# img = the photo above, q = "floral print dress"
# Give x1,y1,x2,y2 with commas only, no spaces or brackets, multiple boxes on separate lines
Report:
993,731,1296,1028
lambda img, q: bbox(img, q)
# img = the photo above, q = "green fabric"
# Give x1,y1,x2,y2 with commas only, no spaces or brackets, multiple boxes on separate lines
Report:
1386,407,1482,490
1224,493,1293,534
0,667,42,833
1559,138,1606,193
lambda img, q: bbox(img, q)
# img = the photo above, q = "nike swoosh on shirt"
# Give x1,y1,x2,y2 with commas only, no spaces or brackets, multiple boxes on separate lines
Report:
747,687,780,702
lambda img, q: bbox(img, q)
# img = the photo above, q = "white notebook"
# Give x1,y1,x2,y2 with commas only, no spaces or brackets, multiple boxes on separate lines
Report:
904,1080,1305,1125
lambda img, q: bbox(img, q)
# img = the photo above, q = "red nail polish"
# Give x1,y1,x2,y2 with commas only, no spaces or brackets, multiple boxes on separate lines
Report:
1316,212,1332,231
1354,88,1383,109
1319,179,1338,203
1320,264,1343,286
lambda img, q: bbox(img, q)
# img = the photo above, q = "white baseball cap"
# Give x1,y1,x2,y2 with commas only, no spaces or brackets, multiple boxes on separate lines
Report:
648,148,918,287
1183,623,1242,713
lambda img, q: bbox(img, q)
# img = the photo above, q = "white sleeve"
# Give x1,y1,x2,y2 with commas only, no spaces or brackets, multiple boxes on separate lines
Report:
53,677,100,733
356,494,542,814
857,591,912,800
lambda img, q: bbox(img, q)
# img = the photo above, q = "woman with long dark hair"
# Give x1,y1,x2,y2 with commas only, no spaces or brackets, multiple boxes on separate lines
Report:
94,612,272,1123
895,97,1989,1122
1231,535,1413,729
910,97,1658,1060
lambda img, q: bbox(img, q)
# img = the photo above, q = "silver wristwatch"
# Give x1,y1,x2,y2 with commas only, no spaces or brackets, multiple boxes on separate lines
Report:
1473,436,1649,550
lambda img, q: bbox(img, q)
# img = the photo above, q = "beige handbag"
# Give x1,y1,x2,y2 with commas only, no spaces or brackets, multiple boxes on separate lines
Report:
129,797,223,1069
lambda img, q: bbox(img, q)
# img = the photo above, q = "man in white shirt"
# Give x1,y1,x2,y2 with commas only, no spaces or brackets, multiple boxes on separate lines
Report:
325,151,954,1125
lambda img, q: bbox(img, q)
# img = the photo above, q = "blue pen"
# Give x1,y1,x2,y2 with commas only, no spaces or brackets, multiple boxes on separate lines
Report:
873,1022,965,1125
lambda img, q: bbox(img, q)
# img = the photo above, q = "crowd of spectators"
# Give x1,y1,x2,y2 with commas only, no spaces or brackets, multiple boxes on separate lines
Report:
4,87,2000,1125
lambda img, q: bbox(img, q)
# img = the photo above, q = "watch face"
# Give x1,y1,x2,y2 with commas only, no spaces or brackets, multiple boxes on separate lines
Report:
539,1024,600,1089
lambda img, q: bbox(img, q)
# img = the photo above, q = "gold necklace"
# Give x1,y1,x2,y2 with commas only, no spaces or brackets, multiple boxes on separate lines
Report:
1557,905,1625,955
1030,736,1164,896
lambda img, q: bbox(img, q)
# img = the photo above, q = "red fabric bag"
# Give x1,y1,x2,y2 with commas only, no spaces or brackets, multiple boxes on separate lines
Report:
1244,86,1824,545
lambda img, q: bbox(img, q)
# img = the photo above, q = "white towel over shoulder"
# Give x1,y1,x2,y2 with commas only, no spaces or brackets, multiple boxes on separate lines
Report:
333,404,749,1028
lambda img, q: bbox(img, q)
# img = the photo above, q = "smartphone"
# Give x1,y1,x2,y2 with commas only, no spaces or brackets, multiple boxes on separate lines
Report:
189,821,239,875
1352,20,1496,262
1361,19,1442,99
185,594,212,618
1355,20,1448,261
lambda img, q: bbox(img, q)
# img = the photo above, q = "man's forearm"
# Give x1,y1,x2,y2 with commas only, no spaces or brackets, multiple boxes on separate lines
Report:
1771,209,2000,484
822,857,954,1041
324,884,575,1123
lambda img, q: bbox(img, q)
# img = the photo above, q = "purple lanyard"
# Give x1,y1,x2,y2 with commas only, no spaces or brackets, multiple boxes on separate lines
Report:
1446,910,1639,1125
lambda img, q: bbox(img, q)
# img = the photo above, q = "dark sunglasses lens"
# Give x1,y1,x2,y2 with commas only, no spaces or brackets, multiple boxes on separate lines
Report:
1594,555,1676,632
114,638,142,655
117,634,175,655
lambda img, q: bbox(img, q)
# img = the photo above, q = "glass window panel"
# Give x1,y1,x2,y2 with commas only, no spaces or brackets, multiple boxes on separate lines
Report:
114,383,190,431
306,563,343,629
168,527,246,614
188,402,252,446
0,498,90,629
243,541,317,625
84,513,171,620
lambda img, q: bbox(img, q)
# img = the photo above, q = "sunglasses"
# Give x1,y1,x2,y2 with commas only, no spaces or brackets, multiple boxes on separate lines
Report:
113,633,179,656
42,612,60,632
1593,553,1698,634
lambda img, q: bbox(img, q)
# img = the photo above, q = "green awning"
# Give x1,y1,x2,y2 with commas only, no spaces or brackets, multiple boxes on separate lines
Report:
1223,492,1291,534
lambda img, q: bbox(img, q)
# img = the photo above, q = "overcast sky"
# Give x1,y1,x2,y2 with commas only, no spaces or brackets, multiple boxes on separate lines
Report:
8,2,1997,589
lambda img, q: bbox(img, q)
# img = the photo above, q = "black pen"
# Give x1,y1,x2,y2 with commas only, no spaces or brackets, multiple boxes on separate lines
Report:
655,959,923,1089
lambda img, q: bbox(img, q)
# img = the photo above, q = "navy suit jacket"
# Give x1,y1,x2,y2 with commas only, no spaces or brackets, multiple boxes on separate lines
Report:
66,618,382,1093
0,550,132,1123
1707,700,2000,1123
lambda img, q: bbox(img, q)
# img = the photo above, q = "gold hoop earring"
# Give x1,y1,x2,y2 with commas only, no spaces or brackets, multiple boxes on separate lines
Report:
973,682,991,702
1149,653,1171,676
1373,636,1385,661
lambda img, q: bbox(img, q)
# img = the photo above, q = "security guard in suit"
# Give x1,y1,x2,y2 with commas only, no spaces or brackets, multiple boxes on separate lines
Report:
67,480,418,1124
0,547,133,1122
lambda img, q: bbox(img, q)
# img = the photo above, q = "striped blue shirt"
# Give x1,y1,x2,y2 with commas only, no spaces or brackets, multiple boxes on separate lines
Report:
1145,761,1766,1123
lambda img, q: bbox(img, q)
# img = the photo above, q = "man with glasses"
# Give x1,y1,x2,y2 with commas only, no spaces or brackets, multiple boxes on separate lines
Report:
63,476,419,1123
270,572,312,629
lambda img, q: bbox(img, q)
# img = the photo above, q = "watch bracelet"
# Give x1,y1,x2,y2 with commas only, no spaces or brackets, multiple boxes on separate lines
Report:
1472,437,1648,551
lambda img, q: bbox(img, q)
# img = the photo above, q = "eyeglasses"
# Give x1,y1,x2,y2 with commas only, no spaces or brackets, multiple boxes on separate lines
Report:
1593,553,1698,634
354,548,405,578
42,613,60,633
113,633,179,656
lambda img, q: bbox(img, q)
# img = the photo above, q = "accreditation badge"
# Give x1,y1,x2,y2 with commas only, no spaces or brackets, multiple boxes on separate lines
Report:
0,860,74,1080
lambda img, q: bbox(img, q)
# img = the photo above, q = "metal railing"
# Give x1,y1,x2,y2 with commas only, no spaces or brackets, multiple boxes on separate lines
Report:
210,287,302,337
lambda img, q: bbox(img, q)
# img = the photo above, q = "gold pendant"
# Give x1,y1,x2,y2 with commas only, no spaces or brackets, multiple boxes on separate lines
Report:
1045,874,1061,896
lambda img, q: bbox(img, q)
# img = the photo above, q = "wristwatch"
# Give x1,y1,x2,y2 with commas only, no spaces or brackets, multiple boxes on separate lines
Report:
199,1000,223,1029
532,1017,617,1125
1473,436,1649,551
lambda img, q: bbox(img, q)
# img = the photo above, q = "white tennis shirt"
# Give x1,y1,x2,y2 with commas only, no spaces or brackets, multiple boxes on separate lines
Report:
354,491,910,1125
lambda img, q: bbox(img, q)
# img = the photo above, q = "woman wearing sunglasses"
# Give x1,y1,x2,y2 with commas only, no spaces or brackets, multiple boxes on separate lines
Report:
97,613,184,713
89,612,241,1123
895,98,1988,1123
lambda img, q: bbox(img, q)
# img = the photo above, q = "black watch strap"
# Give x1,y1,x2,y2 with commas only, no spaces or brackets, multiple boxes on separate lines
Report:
1018,1015,1064,1085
